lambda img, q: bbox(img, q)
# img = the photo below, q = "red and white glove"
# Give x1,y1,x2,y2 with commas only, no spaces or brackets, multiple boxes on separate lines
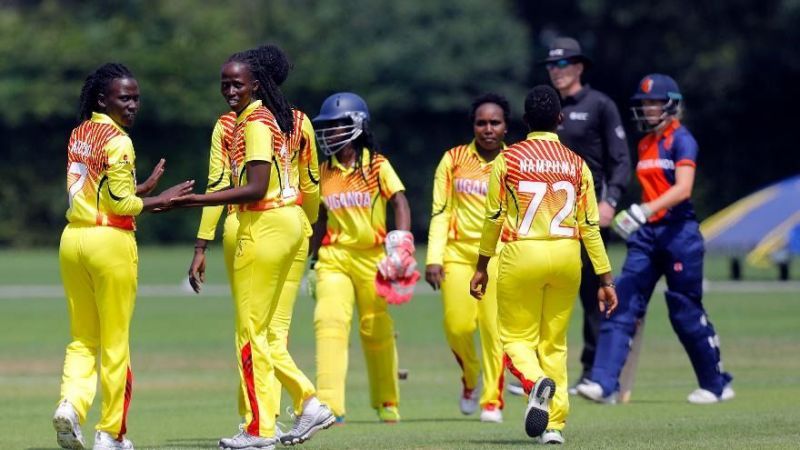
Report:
375,230,420,305
376,270,421,305
377,230,418,280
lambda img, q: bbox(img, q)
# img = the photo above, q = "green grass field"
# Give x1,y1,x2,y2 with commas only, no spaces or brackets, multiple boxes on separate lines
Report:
1,246,799,449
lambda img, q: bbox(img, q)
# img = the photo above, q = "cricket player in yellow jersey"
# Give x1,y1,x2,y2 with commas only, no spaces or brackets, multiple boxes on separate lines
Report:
54,63,194,450
308,92,414,423
426,93,510,423
188,98,331,445
172,47,332,450
470,86,618,445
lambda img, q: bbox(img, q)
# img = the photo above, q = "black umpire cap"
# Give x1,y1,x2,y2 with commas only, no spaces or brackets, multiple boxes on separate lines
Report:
540,37,592,68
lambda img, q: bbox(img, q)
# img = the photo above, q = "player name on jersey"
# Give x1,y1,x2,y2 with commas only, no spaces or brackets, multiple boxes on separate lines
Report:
637,158,676,170
519,158,578,175
69,139,93,158
454,178,488,196
325,191,372,210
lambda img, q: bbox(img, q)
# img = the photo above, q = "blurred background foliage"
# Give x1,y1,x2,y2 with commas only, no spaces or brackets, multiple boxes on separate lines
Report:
0,0,798,245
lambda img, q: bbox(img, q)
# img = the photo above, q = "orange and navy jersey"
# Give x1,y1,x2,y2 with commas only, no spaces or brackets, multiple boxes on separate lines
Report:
65,112,143,230
426,141,504,265
478,131,610,274
320,149,405,249
636,118,698,222
196,111,237,240
229,100,296,212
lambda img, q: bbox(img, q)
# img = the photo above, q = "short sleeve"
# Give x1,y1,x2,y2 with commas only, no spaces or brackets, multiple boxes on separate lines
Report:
244,120,274,163
379,158,405,198
673,132,698,168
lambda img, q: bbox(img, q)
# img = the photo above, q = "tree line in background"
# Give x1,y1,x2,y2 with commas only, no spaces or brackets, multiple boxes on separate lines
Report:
0,0,798,246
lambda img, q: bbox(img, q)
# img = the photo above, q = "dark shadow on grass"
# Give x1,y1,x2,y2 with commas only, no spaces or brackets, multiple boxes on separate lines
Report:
345,417,475,424
154,438,220,448
468,439,534,446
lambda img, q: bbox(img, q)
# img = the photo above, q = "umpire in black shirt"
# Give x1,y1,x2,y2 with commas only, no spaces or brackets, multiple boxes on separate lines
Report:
547,37,631,392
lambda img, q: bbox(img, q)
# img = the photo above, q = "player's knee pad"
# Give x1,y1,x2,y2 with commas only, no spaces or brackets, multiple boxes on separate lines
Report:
664,291,715,339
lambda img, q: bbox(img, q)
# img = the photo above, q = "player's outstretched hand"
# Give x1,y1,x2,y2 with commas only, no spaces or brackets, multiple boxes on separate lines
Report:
425,264,445,291
188,249,206,294
469,269,488,300
137,158,166,196
143,180,195,212
598,285,619,318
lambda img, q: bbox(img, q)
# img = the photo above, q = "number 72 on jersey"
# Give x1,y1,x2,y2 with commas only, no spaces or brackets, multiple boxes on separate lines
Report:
517,180,577,237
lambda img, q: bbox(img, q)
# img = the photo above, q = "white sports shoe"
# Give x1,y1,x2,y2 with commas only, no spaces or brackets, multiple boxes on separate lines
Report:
53,400,85,449
93,431,133,450
540,429,565,444
687,384,735,404
280,397,336,445
524,377,555,438
576,380,618,404
459,380,481,415
218,429,275,450
479,406,503,423
506,380,526,397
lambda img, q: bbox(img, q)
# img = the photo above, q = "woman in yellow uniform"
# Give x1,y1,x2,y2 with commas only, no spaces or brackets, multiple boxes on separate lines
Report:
470,85,618,445
308,92,413,423
173,46,329,450
185,45,332,447
54,63,194,450
425,93,509,423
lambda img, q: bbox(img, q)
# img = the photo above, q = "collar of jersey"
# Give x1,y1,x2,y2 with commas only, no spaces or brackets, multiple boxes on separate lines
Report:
468,140,506,164
656,118,681,139
331,147,370,173
526,131,560,142
236,100,263,124
90,112,127,135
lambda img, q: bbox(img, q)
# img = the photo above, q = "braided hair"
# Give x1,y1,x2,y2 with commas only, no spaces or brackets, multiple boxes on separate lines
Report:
227,44,294,135
348,122,380,183
77,63,135,122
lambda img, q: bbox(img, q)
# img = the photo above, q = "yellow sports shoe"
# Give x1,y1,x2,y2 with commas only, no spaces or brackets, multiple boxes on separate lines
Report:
377,403,400,423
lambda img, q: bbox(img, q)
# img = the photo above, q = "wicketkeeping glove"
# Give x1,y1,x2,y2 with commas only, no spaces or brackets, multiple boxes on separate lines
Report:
375,230,420,305
377,230,418,280
611,204,653,240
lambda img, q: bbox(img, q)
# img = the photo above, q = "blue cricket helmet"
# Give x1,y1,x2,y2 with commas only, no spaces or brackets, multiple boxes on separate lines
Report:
631,74,682,102
630,74,683,132
313,92,370,156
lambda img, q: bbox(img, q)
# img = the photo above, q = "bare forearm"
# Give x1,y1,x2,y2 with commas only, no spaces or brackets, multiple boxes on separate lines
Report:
391,192,411,231
309,207,327,260
644,184,691,215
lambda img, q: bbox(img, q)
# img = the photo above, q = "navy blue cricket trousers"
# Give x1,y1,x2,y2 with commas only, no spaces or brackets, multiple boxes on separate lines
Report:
590,219,732,396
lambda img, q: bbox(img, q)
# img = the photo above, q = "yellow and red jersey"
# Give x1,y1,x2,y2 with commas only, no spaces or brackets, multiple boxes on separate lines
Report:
287,109,320,224
636,118,698,222
65,112,143,230
196,107,319,240
478,131,610,274
426,141,504,265
319,149,405,249
196,111,237,240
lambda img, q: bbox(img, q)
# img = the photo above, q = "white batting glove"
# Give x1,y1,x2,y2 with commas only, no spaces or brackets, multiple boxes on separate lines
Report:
611,204,653,240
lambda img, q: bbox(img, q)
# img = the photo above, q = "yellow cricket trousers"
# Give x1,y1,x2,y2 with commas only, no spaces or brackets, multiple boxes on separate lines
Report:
496,239,581,431
441,258,504,409
223,214,315,417
313,245,399,417
58,223,137,438
233,206,304,437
